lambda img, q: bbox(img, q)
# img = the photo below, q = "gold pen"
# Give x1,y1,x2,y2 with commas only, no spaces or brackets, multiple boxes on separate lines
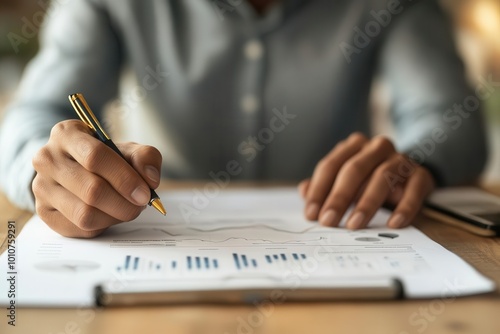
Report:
68,93,166,216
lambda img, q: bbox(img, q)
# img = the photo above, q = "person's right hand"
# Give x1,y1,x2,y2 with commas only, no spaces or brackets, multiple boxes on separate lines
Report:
32,120,162,238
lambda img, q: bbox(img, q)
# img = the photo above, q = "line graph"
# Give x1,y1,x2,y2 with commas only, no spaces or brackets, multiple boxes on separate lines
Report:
109,223,321,236
106,220,330,246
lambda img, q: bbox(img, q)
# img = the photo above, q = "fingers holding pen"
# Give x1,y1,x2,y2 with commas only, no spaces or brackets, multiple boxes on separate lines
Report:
55,123,152,207
32,143,145,223
32,173,117,238
116,142,163,190
32,120,154,237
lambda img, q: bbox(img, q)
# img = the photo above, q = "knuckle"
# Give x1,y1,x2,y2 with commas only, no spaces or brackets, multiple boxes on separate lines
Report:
73,204,96,231
82,178,107,206
110,165,140,196
374,161,395,178
31,175,44,198
32,146,53,171
329,191,352,209
130,145,162,164
371,136,395,152
50,120,81,138
35,202,52,221
357,196,380,212
315,158,331,172
342,159,364,175
314,158,338,176
142,145,162,159
80,142,104,171
50,122,66,138
333,139,347,151
348,132,368,144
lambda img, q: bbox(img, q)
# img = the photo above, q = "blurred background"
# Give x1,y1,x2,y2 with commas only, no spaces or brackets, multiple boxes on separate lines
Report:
0,0,499,184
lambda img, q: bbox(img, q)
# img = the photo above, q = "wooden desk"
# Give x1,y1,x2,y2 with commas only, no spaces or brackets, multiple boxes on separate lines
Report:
1,183,499,334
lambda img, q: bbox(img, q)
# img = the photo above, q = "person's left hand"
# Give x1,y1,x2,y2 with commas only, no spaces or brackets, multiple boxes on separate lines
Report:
299,133,435,229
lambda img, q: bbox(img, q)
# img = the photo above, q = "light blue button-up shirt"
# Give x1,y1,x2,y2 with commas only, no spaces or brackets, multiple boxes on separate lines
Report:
0,0,487,210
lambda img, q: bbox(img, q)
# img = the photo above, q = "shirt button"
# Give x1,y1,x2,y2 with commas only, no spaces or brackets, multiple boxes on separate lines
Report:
241,95,260,114
244,39,264,60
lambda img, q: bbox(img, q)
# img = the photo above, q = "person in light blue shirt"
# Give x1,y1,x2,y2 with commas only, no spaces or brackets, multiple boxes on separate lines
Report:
0,0,487,237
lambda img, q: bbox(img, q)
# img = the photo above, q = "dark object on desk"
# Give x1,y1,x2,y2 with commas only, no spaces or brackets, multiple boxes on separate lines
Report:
424,187,500,237
378,233,399,239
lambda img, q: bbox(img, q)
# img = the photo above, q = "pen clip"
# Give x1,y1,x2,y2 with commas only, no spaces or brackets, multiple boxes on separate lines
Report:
68,93,110,141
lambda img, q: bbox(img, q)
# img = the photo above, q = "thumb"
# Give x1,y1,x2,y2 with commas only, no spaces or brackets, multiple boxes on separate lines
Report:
116,142,163,189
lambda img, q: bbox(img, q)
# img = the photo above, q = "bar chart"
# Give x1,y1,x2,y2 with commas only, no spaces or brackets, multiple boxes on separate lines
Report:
115,251,310,275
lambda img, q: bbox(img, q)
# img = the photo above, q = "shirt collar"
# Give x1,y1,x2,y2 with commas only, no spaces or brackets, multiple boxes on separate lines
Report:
235,0,306,34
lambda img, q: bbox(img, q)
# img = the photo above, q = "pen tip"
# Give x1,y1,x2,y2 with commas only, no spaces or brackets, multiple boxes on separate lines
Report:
151,198,167,216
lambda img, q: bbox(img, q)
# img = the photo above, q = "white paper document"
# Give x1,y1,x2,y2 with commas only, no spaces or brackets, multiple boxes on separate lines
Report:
0,188,495,306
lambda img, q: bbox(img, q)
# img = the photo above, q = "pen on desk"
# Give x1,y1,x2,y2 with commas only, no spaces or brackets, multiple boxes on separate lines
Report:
68,93,167,216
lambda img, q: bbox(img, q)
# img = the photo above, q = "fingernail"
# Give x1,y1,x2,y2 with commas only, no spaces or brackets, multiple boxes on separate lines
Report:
131,186,150,205
305,203,320,220
347,212,365,230
319,209,339,227
145,165,160,183
388,213,406,228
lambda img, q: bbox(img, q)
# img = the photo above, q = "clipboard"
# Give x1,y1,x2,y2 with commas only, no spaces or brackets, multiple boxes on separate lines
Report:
94,277,404,306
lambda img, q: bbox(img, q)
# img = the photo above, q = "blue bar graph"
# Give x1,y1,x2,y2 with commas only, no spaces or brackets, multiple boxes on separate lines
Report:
117,255,165,273
242,255,248,267
233,253,241,270
264,253,308,265
233,253,258,270
114,255,247,274
184,255,220,271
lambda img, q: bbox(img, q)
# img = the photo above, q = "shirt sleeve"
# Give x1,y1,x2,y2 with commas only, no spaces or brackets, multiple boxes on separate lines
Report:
0,0,122,211
379,0,487,186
